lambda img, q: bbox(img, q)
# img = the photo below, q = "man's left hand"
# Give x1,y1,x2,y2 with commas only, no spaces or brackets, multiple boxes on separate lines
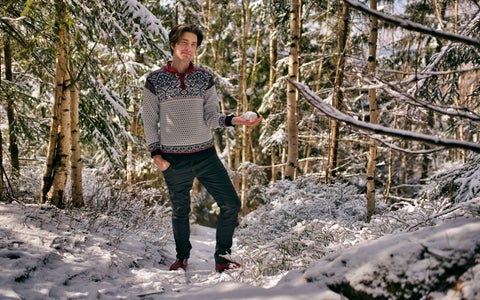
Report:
232,115,263,126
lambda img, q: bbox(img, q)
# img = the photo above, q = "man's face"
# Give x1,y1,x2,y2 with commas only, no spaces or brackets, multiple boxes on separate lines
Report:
171,32,198,63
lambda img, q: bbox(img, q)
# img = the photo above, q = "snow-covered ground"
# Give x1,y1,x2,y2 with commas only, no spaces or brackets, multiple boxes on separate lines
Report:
0,202,308,299
1,200,478,300
1,161,479,299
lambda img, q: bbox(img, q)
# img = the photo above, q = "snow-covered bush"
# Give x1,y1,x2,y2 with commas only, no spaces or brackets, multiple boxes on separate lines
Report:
72,168,172,249
11,162,173,260
238,161,270,211
422,154,480,206
235,169,480,286
367,154,480,235
236,176,386,282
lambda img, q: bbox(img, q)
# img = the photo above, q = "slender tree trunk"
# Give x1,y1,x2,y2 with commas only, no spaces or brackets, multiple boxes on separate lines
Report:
366,0,378,222
270,146,276,183
4,37,19,173
0,44,2,200
233,53,245,193
268,9,279,182
304,120,317,174
126,106,136,187
236,0,250,212
239,2,264,213
317,0,331,179
400,138,408,195
40,48,63,203
268,13,278,89
327,1,350,182
126,51,143,188
40,0,71,208
127,45,141,188
454,83,465,163
384,114,397,203
0,129,3,201
70,80,83,207
220,100,232,169
285,0,301,180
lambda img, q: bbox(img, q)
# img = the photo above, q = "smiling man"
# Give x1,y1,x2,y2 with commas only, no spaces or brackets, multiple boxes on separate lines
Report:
142,24,262,272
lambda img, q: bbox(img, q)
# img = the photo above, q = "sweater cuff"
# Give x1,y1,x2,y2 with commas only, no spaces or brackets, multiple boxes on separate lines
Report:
225,114,235,127
150,149,163,158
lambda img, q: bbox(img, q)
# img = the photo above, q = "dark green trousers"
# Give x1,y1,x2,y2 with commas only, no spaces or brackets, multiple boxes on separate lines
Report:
162,148,241,264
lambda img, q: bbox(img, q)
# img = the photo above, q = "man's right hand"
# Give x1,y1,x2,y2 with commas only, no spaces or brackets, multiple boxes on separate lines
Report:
153,155,171,172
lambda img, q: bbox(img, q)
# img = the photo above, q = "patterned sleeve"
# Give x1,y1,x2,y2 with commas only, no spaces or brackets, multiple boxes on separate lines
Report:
142,82,162,155
203,76,231,128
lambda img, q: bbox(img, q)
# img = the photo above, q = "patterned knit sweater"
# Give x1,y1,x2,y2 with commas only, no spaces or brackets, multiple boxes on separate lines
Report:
142,61,234,157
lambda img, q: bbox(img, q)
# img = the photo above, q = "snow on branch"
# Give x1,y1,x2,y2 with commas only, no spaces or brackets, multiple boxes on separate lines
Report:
344,0,480,49
371,77,480,122
290,80,480,153
121,0,169,39
360,131,445,154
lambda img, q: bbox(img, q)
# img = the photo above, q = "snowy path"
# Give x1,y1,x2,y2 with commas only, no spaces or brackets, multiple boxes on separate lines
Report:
155,225,246,296
1,202,301,300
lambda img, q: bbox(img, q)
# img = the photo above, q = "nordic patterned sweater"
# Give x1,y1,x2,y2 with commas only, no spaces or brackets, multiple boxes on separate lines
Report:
142,61,234,157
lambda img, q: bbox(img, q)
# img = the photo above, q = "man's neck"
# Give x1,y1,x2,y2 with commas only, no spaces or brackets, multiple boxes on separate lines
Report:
170,59,191,74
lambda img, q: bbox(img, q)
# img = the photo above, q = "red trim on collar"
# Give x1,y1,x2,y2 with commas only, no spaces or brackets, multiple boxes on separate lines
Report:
164,61,195,75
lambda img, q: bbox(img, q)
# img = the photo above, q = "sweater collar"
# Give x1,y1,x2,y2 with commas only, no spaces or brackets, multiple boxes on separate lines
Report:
164,60,195,75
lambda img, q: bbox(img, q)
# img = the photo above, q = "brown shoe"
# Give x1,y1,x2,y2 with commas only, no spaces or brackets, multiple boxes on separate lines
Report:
169,259,188,271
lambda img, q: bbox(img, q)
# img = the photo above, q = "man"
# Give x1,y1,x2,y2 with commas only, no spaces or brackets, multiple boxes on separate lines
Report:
142,24,262,272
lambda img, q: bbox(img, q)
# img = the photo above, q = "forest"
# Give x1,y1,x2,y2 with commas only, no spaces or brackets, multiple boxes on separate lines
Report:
0,0,479,299
1,0,479,212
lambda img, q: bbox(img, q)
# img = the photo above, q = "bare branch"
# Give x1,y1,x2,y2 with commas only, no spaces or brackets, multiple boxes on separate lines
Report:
290,80,480,153
344,0,480,48
379,66,480,77
372,77,480,122
360,131,445,154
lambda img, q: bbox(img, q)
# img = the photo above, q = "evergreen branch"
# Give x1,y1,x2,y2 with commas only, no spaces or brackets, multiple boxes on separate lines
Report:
72,41,98,86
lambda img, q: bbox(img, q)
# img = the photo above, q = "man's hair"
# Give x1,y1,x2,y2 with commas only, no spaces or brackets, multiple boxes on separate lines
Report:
168,24,204,54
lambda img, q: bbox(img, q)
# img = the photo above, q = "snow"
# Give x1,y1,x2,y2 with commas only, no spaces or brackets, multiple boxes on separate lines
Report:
1,164,479,299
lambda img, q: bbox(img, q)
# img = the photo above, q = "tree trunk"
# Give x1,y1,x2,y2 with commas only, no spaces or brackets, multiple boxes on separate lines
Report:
236,0,250,213
285,0,301,180
0,129,3,202
268,9,279,182
315,0,331,91
384,114,397,203
268,13,278,89
270,146,276,183
70,80,83,208
366,0,378,222
327,1,350,183
317,0,332,179
4,36,19,173
126,50,143,188
126,107,136,187
40,0,72,208
0,43,2,200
